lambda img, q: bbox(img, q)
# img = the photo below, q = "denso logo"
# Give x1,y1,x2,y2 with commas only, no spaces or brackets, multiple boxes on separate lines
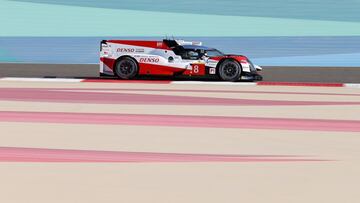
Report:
117,48,135,52
139,58,160,63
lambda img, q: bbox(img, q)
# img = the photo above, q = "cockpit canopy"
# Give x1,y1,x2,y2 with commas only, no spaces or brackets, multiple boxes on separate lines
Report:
163,39,224,60
173,45,224,60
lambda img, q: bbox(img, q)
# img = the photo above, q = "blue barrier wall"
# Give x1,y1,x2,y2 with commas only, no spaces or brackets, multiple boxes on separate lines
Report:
1,37,360,66
0,0,359,66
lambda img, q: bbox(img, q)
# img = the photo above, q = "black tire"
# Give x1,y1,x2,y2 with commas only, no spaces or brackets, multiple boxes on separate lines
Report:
218,59,242,81
114,57,138,79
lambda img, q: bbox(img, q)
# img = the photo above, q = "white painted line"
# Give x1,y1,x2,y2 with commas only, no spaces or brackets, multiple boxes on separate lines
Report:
0,77,83,83
344,83,360,88
1,77,360,89
171,81,257,86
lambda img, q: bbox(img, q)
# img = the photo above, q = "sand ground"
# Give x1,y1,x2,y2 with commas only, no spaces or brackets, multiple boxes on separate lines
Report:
0,80,359,203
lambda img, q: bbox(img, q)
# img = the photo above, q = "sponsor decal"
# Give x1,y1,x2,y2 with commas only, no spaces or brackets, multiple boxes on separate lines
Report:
117,48,135,52
209,68,216,74
139,57,160,63
157,42,163,47
135,48,145,53
206,59,218,68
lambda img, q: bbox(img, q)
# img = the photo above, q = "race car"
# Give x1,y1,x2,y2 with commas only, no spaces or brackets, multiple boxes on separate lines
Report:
100,39,262,81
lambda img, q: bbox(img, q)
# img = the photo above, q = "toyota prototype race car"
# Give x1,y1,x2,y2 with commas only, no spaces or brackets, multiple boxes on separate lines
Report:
100,39,262,81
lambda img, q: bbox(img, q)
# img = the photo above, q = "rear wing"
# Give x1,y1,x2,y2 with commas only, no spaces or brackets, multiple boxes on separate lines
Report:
163,39,202,48
176,39,202,46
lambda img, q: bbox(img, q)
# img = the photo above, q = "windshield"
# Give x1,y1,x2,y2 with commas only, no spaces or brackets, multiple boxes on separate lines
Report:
206,49,224,57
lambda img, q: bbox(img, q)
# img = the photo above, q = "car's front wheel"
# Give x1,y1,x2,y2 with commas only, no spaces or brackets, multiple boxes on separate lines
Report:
218,59,242,81
114,57,138,79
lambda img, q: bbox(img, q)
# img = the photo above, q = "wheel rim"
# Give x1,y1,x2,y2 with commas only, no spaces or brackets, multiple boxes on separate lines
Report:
223,63,237,77
116,59,137,78
220,61,240,81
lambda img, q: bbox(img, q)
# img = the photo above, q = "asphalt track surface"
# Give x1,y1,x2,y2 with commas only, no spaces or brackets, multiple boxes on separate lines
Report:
1,63,360,83
0,78,360,203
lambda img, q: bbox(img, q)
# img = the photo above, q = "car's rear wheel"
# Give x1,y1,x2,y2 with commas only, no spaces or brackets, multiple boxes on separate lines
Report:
218,59,242,81
114,57,138,79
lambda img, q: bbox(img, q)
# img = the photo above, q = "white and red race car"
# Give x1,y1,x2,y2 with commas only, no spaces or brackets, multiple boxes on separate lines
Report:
100,39,262,81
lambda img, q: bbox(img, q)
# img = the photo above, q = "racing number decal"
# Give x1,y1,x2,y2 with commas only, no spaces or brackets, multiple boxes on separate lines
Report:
193,65,199,74
190,64,205,76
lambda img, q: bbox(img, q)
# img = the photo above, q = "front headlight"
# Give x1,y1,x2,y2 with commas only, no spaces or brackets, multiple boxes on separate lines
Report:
254,65,262,71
